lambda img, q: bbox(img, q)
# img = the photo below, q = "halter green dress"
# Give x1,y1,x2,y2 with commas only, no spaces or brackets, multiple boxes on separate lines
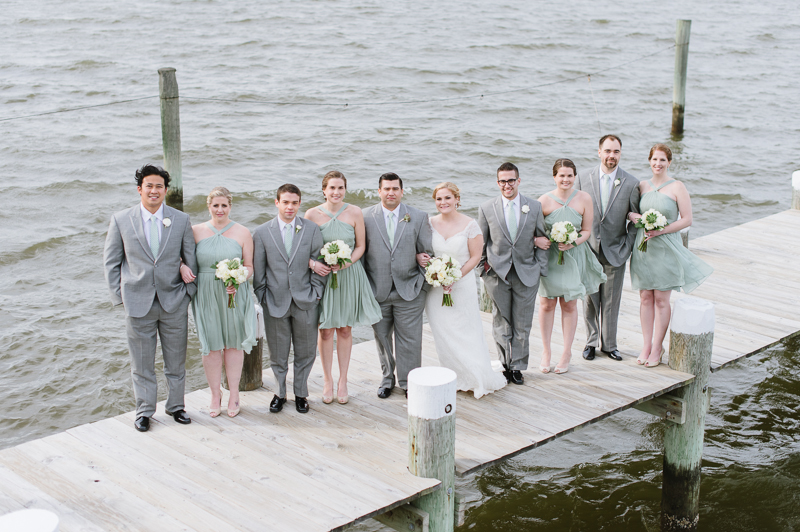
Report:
192,221,258,356
538,191,607,302
317,204,382,329
630,179,713,292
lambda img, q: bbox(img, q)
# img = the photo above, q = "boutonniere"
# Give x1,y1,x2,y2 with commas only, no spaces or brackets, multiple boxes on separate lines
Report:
162,218,171,227
295,225,302,234
521,205,530,214
401,214,411,223
614,179,620,187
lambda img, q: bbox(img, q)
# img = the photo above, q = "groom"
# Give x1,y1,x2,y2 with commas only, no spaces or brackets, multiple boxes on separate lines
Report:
362,173,433,398
253,184,325,414
478,162,548,385
575,134,640,361
103,164,197,432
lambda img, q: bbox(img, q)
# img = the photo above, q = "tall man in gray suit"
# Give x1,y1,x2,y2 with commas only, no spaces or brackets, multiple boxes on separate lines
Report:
103,164,197,432
478,162,549,385
362,173,433,398
575,134,640,361
253,183,325,414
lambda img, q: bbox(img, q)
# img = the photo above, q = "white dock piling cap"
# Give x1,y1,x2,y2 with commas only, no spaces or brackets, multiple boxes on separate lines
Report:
793,170,800,189
0,509,59,532
407,367,457,420
670,297,715,335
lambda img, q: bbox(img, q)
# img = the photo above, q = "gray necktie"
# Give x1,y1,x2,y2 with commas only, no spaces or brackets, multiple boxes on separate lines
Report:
507,201,517,241
601,174,612,213
284,223,293,255
149,214,160,257
387,212,396,248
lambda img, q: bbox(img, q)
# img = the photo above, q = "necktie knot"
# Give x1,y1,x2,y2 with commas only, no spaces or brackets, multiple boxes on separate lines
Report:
506,200,518,240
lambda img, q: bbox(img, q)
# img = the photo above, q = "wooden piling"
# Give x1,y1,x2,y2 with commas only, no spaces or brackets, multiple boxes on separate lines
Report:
158,67,183,211
680,227,690,249
662,297,714,531
792,170,800,210
479,278,494,313
671,20,692,136
408,367,457,532
222,338,264,391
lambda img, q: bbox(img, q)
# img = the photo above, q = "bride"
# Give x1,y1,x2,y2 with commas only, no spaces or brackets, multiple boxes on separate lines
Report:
425,182,507,398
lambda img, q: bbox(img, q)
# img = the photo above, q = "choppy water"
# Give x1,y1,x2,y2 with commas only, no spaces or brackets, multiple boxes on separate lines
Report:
1,0,799,529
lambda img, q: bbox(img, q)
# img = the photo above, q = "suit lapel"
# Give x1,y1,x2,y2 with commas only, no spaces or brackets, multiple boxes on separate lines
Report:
391,203,409,252
268,219,289,263
492,197,512,244
604,171,625,216
156,206,174,261
130,207,155,261
515,195,529,244
372,207,392,251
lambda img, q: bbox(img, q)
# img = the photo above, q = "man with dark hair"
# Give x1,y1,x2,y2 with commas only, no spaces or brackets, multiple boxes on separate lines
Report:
478,162,548,385
253,184,325,414
103,164,197,432
362,172,433,398
575,135,640,361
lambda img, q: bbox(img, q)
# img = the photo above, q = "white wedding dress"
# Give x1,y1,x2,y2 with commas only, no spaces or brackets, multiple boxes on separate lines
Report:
425,218,507,398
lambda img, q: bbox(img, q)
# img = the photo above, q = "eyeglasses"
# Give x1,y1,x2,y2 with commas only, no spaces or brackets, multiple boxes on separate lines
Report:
497,178,518,186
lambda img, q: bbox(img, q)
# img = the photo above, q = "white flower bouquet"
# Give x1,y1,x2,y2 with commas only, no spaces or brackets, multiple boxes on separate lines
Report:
549,221,580,265
635,209,668,252
318,240,352,289
214,258,249,309
425,255,462,307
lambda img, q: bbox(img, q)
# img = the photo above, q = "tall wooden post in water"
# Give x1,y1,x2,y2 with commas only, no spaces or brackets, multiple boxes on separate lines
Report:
662,297,714,531
671,20,692,136
792,170,800,210
158,67,184,211
408,367,457,532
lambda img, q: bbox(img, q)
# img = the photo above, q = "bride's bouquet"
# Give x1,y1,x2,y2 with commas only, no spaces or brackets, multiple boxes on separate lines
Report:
318,240,352,289
214,258,249,309
549,221,580,265
634,209,668,252
425,255,462,307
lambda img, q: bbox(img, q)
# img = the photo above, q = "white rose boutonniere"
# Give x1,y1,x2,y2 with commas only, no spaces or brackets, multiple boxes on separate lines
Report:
163,218,171,227
401,214,411,223
295,225,302,234
614,179,620,187
521,205,530,214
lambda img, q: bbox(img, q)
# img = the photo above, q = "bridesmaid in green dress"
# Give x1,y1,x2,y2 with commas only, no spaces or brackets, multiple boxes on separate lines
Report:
629,144,712,367
305,171,381,404
180,187,257,417
535,159,606,374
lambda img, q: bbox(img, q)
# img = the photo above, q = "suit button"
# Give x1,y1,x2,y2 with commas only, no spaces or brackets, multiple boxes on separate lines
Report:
289,271,292,274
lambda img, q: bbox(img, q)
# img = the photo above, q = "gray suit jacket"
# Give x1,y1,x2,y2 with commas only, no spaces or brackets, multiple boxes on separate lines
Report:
575,166,640,268
362,203,433,303
103,204,197,319
252,217,325,318
477,194,548,287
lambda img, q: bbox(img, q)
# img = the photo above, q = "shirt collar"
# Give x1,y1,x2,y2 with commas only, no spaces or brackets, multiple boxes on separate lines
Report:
382,204,400,218
140,203,164,222
502,195,519,209
602,167,619,180
279,217,296,230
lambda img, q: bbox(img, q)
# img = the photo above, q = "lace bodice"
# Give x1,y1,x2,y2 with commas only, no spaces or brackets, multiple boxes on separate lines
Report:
430,218,481,264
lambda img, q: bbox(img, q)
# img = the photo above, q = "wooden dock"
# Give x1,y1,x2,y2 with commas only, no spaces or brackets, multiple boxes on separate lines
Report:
1,210,798,531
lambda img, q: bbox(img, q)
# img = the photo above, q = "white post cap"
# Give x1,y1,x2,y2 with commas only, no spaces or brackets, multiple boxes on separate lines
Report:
0,509,59,532
670,297,715,335
407,367,457,420
793,170,800,189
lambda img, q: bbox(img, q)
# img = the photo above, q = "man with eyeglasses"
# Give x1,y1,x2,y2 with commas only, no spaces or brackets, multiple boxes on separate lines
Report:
478,162,549,385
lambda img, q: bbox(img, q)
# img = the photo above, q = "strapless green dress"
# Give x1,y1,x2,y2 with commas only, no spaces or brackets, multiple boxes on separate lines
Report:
630,179,713,292
191,221,257,356
538,191,607,302
317,204,382,329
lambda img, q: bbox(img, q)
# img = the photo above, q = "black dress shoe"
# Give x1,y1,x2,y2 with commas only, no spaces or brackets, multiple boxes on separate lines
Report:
403,389,408,398
377,387,393,399
509,370,524,385
165,409,192,424
269,395,286,413
295,397,309,413
603,349,623,361
134,416,150,432
582,345,596,360
502,370,512,383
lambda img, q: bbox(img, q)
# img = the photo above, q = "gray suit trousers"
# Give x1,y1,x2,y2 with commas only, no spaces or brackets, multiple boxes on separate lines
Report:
125,295,189,417
265,301,319,399
583,249,626,351
483,267,538,371
372,287,426,390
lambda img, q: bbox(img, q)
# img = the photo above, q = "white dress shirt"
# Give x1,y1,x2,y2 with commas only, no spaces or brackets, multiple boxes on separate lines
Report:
501,195,521,235
382,204,400,228
140,203,164,247
279,217,296,243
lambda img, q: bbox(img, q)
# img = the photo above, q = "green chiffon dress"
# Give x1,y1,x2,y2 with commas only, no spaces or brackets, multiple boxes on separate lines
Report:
538,191,607,302
630,179,713,292
191,221,258,356
317,204,382,329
